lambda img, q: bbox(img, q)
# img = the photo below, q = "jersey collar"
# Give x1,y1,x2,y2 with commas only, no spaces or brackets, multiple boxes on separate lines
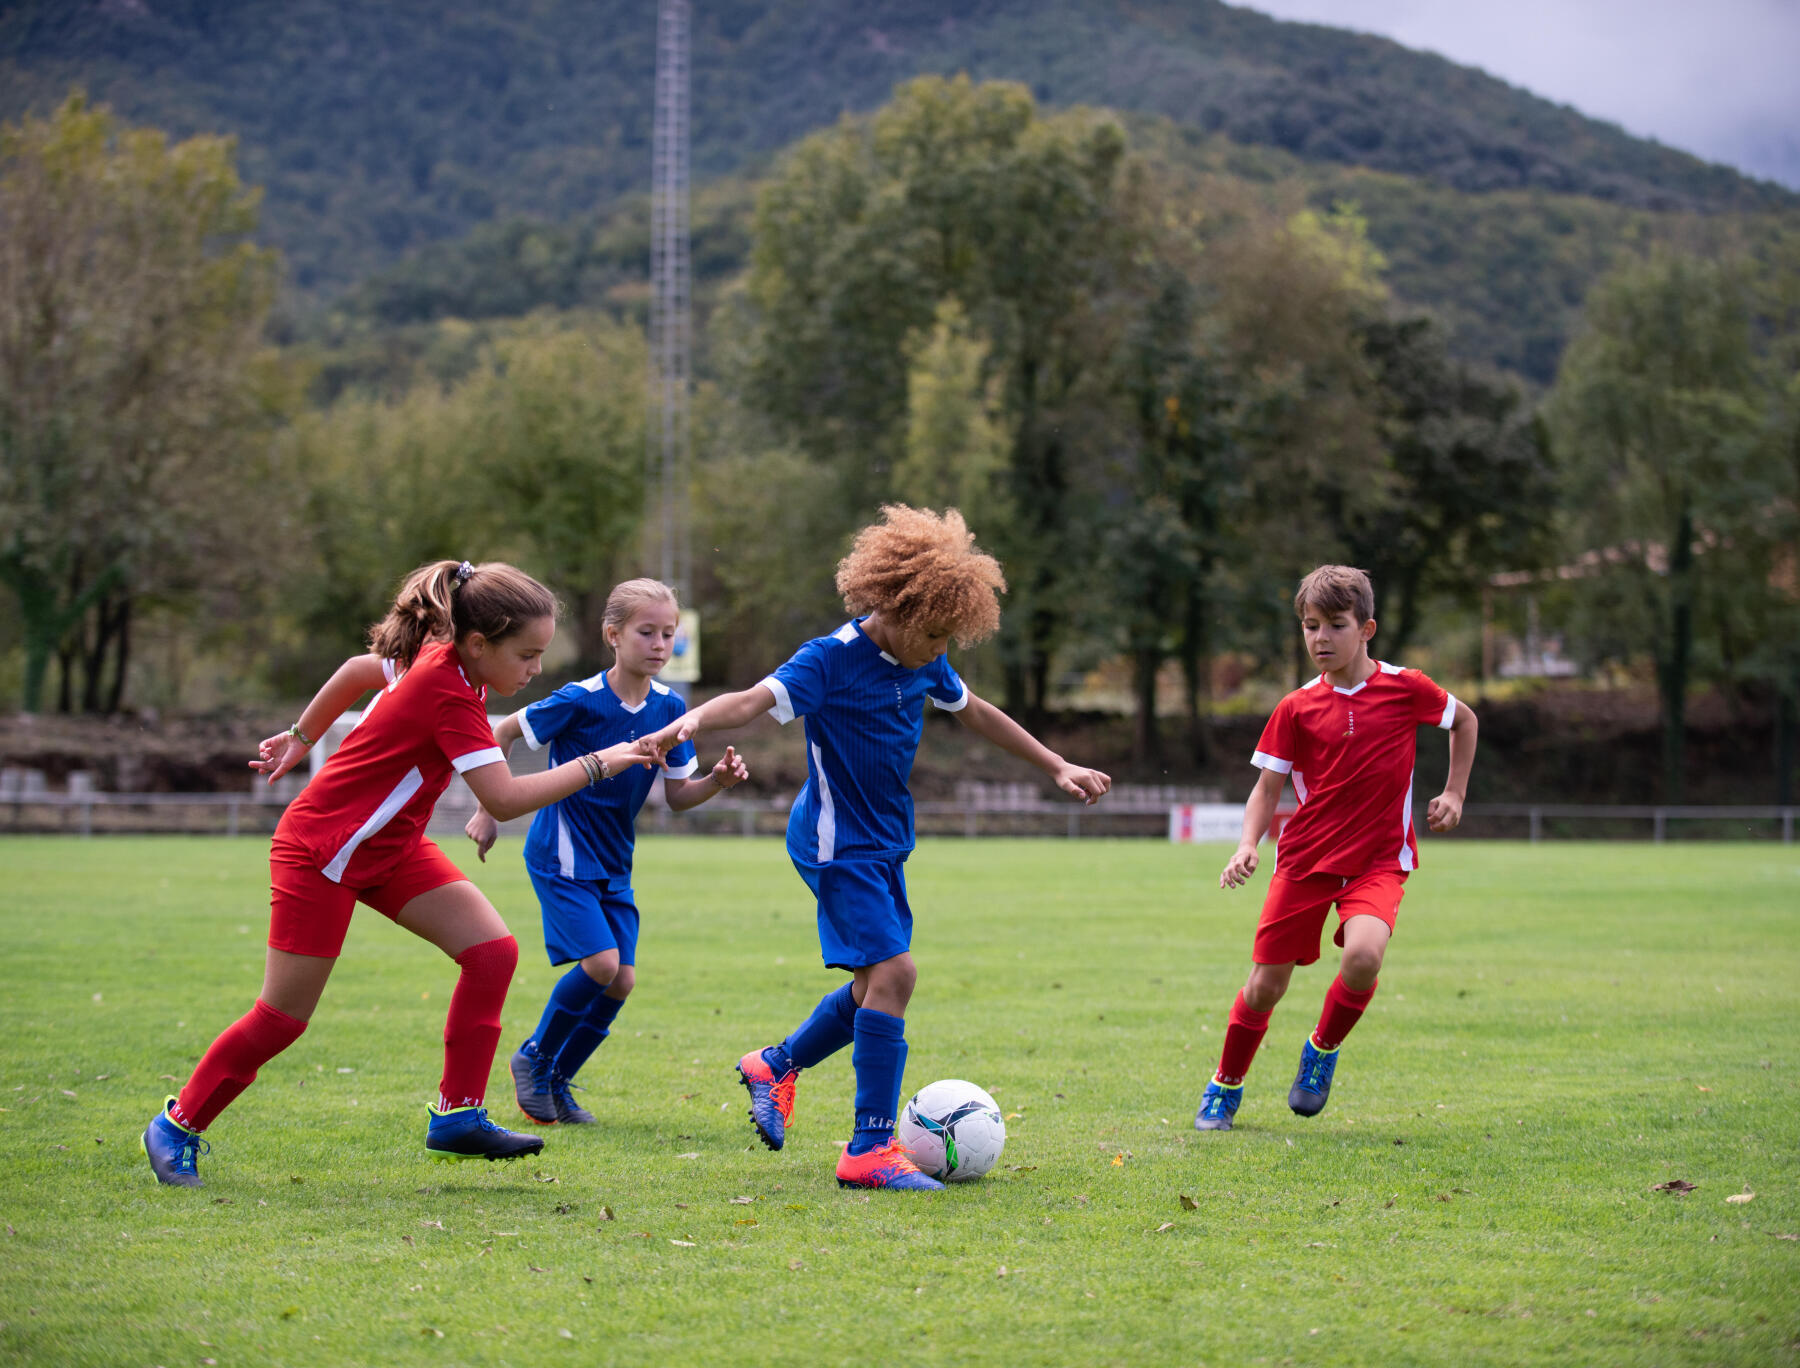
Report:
842,618,901,666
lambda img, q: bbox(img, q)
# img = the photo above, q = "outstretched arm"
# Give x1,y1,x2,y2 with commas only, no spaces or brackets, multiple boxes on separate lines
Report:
645,685,778,755
461,735,659,824
251,653,391,784
1427,700,1479,832
953,692,1111,805
1220,766,1286,889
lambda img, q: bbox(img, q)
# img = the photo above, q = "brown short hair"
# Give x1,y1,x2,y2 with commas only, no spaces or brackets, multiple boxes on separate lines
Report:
1293,565,1374,623
368,560,559,667
836,505,1006,646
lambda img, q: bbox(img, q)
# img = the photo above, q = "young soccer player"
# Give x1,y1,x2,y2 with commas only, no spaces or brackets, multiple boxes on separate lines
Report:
461,578,750,1126
1195,564,1478,1131
140,560,658,1187
644,506,1111,1190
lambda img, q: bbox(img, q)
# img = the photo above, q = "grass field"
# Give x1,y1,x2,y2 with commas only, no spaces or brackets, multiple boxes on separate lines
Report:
1,835,1796,1367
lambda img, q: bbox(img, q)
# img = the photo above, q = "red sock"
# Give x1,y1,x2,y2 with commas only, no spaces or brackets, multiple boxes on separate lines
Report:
1215,990,1273,1084
172,998,308,1131
1314,975,1378,1051
437,935,517,1111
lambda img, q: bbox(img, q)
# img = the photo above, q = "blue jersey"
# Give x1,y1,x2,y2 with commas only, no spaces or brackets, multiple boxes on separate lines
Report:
517,671,697,885
762,619,969,864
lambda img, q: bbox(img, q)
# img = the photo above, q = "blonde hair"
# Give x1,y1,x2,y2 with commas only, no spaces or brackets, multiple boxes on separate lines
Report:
1294,564,1374,624
368,560,559,667
836,505,1005,646
602,578,680,650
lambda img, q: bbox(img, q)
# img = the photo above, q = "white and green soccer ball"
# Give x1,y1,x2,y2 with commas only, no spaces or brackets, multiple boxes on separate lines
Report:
898,1079,1006,1182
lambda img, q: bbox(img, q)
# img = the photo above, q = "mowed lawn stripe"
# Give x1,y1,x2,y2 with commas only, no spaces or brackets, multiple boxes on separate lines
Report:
0,837,1793,1366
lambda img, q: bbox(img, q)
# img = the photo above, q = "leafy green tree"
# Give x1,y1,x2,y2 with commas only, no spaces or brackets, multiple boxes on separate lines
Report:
1548,253,1780,802
0,93,279,712
734,75,1142,715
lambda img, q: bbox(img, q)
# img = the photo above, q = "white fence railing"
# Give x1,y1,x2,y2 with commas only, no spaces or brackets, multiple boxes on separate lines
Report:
0,787,1793,842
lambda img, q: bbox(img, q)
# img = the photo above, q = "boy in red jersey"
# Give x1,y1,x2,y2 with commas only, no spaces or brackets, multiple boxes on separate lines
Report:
1195,565,1478,1131
141,560,657,1187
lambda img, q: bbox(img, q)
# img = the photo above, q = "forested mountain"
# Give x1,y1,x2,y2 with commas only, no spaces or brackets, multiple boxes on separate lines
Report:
3,0,1792,299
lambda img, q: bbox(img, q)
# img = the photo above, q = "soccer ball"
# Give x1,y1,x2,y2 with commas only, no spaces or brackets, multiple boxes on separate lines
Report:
898,1079,1006,1183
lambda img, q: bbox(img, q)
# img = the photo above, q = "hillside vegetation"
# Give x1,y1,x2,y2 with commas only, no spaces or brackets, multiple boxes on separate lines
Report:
3,0,1791,302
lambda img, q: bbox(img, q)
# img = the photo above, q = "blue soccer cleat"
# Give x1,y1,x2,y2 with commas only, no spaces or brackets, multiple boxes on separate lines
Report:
141,1096,208,1187
549,1070,595,1125
510,1041,559,1125
737,1048,797,1151
835,1138,944,1191
425,1105,545,1162
1288,1036,1340,1117
1194,1079,1244,1131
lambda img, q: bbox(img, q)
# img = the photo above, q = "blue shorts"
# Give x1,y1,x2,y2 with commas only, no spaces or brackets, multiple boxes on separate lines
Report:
527,865,640,967
791,855,912,970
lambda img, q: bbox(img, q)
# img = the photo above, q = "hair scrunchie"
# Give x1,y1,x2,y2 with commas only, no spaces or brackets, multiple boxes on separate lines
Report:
453,561,475,588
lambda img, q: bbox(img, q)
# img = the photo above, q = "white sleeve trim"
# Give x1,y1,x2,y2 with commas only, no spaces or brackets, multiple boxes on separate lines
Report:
1251,750,1294,775
381,658,399,685
452,746,506,774
517,709,544,751
931,682,971,712
1439,694,1460,730
663,758,699,780
763,675,796,725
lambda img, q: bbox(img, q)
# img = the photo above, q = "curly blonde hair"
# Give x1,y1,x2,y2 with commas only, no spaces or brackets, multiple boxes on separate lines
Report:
836,505,1006,646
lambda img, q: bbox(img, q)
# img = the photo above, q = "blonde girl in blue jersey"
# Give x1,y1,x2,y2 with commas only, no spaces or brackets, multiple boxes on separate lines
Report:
645,506,1111,1190
464,578,748,1124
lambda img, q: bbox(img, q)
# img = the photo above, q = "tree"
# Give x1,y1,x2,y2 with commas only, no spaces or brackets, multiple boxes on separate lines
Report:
1333,314,1556,661
733,75,1142,715
1547,253,1778,802
0,93,279,711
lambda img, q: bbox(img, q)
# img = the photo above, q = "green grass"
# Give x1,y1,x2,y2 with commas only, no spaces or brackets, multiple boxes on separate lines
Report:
1,836,1796,1367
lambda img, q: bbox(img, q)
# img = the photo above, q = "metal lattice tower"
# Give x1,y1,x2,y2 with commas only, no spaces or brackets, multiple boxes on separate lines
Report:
648,0,692,596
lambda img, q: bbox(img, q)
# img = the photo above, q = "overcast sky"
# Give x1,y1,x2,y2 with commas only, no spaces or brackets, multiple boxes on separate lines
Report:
1234,0,1800,190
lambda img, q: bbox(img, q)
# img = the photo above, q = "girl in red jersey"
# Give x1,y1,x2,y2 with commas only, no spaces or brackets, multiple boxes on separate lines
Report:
1195,564,1479,1132
142,560,656,1186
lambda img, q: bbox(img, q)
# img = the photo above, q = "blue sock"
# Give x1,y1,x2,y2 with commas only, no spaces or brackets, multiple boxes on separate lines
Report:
780,982,858,1072
554,989,626,1080
530,964,607,1065
847,1007,907,1156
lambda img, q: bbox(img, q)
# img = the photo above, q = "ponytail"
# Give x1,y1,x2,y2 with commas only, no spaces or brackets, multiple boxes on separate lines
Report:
368,560,559,667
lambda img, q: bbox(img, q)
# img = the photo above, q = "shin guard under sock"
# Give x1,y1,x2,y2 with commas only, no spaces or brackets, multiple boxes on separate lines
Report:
438,935,517,1111
553,989,626,1080
781,982,859,1072
1216,990,1273,1085
847,1007,907,1156
531,963,607,1064
1314,975,1378,1051
173,998,308,1131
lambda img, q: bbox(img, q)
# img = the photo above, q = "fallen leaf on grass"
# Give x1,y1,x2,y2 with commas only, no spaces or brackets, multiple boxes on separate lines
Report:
1153,1223,1174,1233
582,1274,594,1283
557,1329,573,1340
788,1259,804,1271
533,1173,559,1184
421,1327,444,1338
630,1232,652,1239
598,1206,615,1222
1005,1112,1022,1121
676,1152,700,1159
420,1219,445,1229
554,1203,577,1215
1725,1192,1756,1205
1111,1154,1125,1167
1005,1165,1037,1173
670,1239,696,1247
528,1265,548,1273
1774,1233,1798,1240
1179,1195,1199,1211
213,1198,233,1206
1075,1194,1090,1206
1435,1194,1453,1203
1650,1180,1697,1194
1695,1085,1712,1093
289,1175,304,1184
730,1196,755,1205
997,1264,1009,1276
736,1219,758,1227
401,1235,414,1247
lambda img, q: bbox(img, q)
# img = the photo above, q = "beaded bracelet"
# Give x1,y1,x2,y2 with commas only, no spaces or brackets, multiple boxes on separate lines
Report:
286,724,314,747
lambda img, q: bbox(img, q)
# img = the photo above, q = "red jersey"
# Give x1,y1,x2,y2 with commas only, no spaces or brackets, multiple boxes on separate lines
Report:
1251,661,1458,880
275,641,504,885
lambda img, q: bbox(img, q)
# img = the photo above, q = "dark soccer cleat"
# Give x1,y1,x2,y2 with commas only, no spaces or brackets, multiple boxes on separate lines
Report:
549,1070,595,1125
1194,1079,1244,1132
737,1048,797,1151
510,1041,559,1125
425,1105,546,1163
141,1096,208,1187
835,1138,944,1191
1288,1037,1340,1117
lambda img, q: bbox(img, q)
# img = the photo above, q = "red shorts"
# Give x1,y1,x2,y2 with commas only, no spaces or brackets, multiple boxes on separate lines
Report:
268,837,467,958
1252,868,1407,967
